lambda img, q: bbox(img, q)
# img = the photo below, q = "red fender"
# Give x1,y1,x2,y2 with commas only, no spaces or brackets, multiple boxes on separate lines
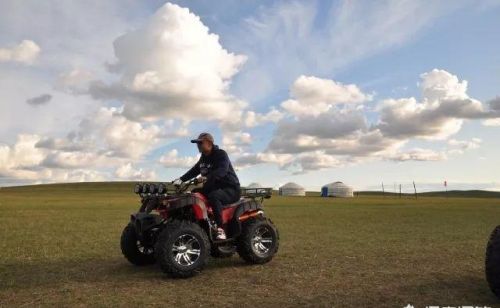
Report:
192,192,210,220
192,192,238,225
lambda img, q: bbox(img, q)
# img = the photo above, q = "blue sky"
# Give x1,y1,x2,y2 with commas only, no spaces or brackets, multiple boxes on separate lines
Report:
0,0,499,191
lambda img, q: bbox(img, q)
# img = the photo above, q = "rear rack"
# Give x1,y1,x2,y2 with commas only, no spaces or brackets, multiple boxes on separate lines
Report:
240,187,273,200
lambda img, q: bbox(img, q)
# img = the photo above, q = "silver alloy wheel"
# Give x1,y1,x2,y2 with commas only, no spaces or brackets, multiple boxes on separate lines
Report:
137,241,154,255
251,226,273,256
171,234,201,266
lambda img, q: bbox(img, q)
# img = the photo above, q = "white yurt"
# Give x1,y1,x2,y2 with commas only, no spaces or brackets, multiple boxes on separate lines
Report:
279,182,305,196
321,181,354,198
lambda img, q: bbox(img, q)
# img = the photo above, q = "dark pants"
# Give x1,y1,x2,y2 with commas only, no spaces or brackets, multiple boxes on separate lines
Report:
206,187,240,226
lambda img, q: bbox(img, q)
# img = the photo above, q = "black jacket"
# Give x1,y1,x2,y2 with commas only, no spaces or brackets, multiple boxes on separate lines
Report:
180,145,240,193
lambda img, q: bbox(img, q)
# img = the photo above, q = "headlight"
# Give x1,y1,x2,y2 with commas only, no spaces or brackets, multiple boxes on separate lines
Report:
149,183,158,194
158,183,167,194
142,183,150,194
134,183,143,194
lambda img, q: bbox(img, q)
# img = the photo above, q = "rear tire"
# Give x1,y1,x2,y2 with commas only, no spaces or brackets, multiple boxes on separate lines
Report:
120,223,156,266
155,220,210,278
237,217,279,264
486,225,500,298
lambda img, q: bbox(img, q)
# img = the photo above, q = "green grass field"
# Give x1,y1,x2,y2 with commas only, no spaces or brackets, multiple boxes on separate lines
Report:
1,182,499,307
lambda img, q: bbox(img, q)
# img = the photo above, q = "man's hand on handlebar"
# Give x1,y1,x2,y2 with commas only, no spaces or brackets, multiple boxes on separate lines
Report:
195,176,207,184
173,178,182,186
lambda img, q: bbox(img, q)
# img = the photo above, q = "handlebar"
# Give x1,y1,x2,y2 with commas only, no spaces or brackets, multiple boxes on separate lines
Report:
173,178,199,194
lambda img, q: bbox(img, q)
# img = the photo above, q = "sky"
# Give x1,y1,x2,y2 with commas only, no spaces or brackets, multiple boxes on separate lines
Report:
0,0,499,192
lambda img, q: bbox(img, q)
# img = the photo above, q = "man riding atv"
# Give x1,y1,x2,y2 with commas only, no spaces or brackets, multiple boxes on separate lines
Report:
173,132,240,240
121,133,279,277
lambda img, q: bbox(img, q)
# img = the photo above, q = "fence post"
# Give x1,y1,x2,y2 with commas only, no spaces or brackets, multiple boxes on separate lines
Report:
413,181,417,200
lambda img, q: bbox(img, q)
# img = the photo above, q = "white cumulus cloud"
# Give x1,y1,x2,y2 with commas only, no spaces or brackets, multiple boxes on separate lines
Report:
159,149,199,168
0,134,108,184
281,75,371,117
388,148,447,162
89,3,247,124
238,69,500,172
55,69,94,95
0,40,40,65
36,107,185,161
115,163,156,181
377,69,499,140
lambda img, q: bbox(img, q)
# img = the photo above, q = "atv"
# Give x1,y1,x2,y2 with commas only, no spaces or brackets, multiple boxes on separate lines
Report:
486,225,500,298
120,178,279,278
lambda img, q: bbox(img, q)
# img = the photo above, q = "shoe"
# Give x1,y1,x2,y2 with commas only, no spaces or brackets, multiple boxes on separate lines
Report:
216,227,227,240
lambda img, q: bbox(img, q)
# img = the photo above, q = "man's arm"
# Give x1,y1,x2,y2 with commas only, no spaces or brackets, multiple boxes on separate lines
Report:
180,159,201,182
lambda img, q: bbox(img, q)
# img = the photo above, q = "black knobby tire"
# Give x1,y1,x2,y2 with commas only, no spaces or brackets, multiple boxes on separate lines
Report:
237,216,279,264
155,220,210,278
486,225,500,298
120,223,156,266
211,244,236,258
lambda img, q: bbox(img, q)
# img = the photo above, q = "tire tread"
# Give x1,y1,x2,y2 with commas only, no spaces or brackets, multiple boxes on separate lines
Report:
120,223,156,266
155,220,210,278
486,225,500,298
237,217,279,264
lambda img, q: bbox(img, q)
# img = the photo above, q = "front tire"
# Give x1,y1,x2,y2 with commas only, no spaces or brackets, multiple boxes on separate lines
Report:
120,223,156,266
486,225,500,298
155,220,210,278
237,217,279,264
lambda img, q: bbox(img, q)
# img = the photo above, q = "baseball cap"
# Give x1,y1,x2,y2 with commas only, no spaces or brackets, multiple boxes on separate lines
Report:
190,132,214,144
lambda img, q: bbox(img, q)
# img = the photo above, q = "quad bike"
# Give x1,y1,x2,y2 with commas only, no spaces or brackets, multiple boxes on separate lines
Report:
486,225,500,298
120,178,279,278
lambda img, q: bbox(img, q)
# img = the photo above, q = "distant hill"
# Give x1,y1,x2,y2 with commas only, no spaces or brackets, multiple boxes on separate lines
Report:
2,182,499,199
356,190,500,198
0,181,136,192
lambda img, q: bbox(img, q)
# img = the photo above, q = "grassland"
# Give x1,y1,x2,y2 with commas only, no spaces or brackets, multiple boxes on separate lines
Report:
1,182,499,307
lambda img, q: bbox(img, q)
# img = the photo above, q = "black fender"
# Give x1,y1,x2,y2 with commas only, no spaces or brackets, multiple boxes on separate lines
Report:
130,212,163,240
227,199,263,238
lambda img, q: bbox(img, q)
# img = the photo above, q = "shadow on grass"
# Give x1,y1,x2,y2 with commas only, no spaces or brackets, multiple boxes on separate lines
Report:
0,256,251,290
398,274,499,305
